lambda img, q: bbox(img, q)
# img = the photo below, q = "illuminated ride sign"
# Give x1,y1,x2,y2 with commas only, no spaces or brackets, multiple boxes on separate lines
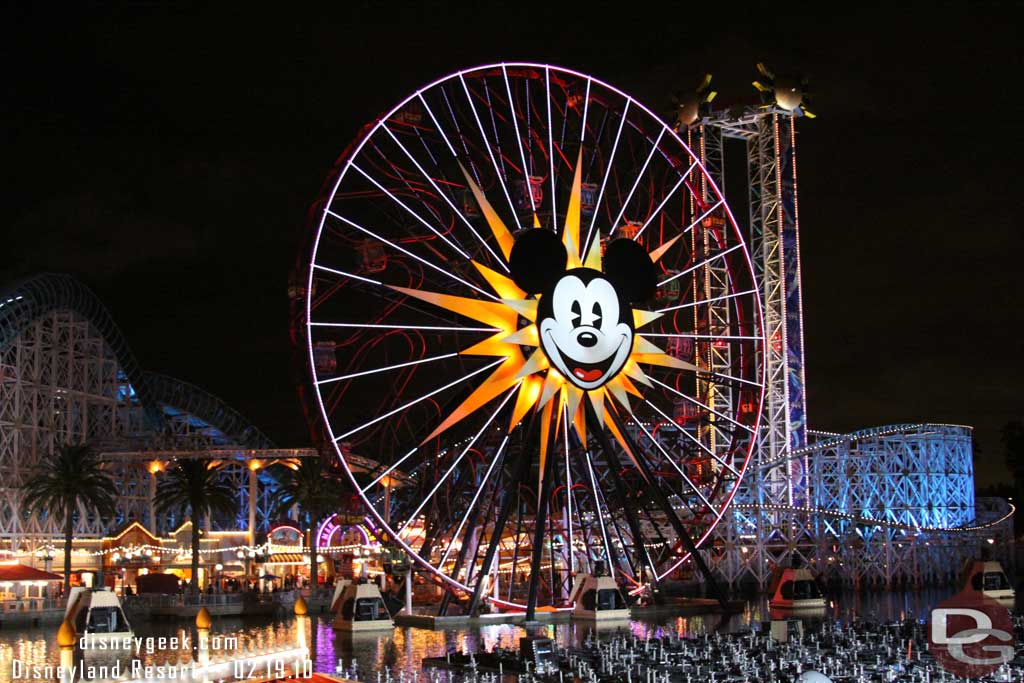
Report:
316,514,371,549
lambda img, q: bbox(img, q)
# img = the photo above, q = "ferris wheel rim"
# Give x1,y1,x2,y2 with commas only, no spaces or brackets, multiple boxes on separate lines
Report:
304,62,767,606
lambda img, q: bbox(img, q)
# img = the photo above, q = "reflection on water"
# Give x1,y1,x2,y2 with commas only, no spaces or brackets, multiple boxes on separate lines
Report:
0,588,993,681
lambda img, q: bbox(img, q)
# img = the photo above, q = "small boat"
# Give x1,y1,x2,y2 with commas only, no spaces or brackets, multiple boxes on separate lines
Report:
964,560,1015,602
64,587,133,650
328,579,352,613
569,574,630,621
768,567,825,610
332,582,393,632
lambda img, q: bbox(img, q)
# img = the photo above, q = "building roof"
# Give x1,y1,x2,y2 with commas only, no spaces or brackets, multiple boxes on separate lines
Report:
0,563,63,582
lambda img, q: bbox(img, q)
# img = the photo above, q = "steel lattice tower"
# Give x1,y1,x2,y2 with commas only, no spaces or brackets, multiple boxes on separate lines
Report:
690,104,1013,589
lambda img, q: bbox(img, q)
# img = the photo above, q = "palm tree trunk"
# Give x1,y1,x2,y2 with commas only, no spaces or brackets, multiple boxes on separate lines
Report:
309,529,318,596
63,509,74,598
190,518,200,595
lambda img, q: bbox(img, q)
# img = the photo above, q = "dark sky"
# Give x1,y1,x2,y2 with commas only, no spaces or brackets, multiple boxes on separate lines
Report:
4,2,1021,487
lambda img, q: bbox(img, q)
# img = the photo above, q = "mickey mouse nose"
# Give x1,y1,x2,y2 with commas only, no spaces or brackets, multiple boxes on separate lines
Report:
577,331,598,348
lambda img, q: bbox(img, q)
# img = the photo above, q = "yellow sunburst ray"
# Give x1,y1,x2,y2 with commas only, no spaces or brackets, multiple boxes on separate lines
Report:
633,336,698,372
604,376,633,414
537,399,556,503
617,373,644,398
632,309,662,328
583,231,603,270
472,261,526,299
563,149,585,268
564,384,584,429
648,233,683,263
516,348,549,379
538,367,565,410
390,285,516,331
501,324,538,346
590,389,606,428
501,298,538,320
572,398,587,446
422,356,522,444
460,331,520,357
623,358,654,387
633,352,699,372
459,163,515,260
509,374,543,433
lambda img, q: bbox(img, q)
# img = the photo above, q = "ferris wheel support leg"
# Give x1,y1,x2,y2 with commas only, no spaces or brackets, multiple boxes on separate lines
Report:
584,403,660,595
467,413,543,617
438,498,486,617
525,442,556,623
603,407,731,612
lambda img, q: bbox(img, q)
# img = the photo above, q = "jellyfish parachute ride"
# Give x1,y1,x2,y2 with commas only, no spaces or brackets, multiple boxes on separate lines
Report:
304,64,764,615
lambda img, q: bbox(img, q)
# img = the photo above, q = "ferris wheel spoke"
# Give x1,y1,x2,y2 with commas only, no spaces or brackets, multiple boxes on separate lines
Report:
324,209,496,300
501,65,536,217
704,371,764,389
629,415,721,518
349,163,471,260
333,357,504,443
683,199,725,236
545,67,557,223
416,92,458,158
583,449,612,568
658,243,744,287
582,100,631,257
394,384,519,538
610,128,666,232
360,447,419,494
654,288,758,315
641,332,762,342
437,435,511,567
310,322,499,333
458,74,522,231
642,396,742,483
646,376,754,439
381,125,508,270
579,78,592,144
316,352,458,386
561,405,575,574
633,171,690,241
311,264,383,286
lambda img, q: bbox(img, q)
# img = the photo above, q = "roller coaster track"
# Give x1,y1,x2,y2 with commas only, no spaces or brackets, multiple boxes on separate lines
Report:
1,272,273,449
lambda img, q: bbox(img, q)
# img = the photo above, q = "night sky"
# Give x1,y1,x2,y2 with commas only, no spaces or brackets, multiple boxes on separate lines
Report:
5,2,1021,487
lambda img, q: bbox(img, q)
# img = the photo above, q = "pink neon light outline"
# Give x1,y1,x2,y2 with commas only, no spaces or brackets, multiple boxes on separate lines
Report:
316,514,370,548
305,62,767,607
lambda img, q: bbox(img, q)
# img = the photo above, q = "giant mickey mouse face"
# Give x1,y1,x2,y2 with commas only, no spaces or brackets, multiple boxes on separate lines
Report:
538,270,632,390
509,230,658,391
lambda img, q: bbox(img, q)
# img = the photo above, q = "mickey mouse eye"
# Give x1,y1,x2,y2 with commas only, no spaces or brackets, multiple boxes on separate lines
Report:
570,300,582,326
592,302,603,329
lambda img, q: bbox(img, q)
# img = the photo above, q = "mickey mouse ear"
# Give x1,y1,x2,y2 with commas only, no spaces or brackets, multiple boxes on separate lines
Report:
509,229,568,295
603,238,657,302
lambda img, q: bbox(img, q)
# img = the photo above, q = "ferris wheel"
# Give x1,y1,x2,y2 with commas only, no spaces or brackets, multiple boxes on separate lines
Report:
304,63,764,611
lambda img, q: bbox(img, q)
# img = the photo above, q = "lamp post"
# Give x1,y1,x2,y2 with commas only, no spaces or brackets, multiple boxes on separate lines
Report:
215,563,223,593
35,548,55,573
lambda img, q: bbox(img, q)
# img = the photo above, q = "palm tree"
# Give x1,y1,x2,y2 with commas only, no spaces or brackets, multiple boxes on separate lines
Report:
270,457,337,593
154,460,238,594
23,444,118,596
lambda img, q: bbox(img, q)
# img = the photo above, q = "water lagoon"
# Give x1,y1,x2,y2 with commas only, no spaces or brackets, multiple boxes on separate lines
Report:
0,589,984,682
